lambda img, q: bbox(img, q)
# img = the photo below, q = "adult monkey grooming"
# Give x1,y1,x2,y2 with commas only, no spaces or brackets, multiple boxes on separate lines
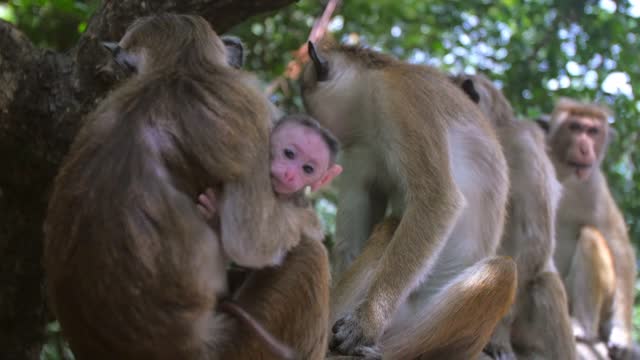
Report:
302,42,517,359
452,73,575,360
545,98,636,360
44,14,329,360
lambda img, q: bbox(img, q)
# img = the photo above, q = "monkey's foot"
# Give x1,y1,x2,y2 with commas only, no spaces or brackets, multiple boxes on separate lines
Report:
483,342,516,360
329,314,381,360
607,329,634,360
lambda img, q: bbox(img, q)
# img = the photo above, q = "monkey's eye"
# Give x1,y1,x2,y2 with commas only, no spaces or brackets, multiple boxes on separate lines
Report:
568,122,581,132
587,127,599,136
284,148,295,159
302,164,315,175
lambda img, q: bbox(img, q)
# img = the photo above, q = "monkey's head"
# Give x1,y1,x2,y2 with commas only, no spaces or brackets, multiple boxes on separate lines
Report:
102,14,244,76
451,73,515,127
300,41,396,143
547,98,611,181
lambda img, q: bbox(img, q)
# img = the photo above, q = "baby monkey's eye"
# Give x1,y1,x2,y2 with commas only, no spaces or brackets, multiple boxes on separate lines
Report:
284,148,295,159
302,164,315,175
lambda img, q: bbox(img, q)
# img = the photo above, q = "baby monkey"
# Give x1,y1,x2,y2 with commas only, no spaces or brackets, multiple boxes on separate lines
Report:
197,114,341,358
198,113,342,217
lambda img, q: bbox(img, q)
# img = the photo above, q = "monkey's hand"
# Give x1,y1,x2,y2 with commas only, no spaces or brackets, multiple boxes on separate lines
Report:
608,327,634,360
300,207,325,242
329,312,381,360
197,188,220,229
482,313,516,360
482,342,517,360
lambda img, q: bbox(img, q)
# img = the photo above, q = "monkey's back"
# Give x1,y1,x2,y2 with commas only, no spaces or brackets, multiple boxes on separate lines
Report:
43,70,270,358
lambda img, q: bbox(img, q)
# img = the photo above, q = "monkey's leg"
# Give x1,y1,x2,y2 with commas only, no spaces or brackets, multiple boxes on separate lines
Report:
566,226,616,343
510,270,576,360
220,237,330,360
330,219,399,325
381,256,517,360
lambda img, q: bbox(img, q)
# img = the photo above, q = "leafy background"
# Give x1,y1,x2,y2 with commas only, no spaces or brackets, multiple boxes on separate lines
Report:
1,0,638,358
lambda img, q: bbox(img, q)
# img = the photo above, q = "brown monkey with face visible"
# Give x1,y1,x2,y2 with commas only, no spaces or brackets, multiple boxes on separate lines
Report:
543,98,636,360
301,42,517,359
452,74,575,360
44,14,329,360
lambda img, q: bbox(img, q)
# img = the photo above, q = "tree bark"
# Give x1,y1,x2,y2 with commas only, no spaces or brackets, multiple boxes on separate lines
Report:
0,0,294,358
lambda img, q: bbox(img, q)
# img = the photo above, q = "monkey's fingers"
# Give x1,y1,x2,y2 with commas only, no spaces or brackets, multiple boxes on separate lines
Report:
205,187,217,203
330,315,377,356
197,194,216,218
197,203,214,220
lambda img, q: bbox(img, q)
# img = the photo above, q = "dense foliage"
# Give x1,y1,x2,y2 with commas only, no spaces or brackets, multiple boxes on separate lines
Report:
1,0,638,357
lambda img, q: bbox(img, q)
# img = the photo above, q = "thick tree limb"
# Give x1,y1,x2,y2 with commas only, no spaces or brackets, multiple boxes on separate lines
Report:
0,1,295,358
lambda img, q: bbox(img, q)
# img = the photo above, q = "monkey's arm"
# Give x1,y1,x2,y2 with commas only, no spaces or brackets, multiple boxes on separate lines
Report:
218,176,319,268
603,207,636,350
332,130,465,352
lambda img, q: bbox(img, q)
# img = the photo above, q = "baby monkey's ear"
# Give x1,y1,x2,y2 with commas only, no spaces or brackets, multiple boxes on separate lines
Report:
310,164,343,192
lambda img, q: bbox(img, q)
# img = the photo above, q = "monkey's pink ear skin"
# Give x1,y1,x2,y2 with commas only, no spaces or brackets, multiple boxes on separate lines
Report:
310,164,342,191
308,41,329,82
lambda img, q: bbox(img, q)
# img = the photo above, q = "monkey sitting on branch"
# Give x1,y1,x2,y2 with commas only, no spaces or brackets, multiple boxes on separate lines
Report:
44,14,330,360
541,98,637,360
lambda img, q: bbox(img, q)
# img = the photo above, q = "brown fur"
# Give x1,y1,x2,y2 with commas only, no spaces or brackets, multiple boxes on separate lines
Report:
334,44,396,68
44,14,329,359
452,73,575,359
553,97,612,124
548,98,636,360
302,43,515,359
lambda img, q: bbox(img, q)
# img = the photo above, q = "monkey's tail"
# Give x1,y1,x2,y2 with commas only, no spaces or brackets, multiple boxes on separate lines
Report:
381,256,517,360
218,300,298,360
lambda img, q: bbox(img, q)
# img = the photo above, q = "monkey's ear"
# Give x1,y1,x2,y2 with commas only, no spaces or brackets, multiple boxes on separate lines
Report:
222,36,244,69
102,42,139,74
460,78,480,104
534,115,551,133
308,41,329,82
310,164,342,192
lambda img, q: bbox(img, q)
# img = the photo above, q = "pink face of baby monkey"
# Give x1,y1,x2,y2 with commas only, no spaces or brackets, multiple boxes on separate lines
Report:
270,121,341,195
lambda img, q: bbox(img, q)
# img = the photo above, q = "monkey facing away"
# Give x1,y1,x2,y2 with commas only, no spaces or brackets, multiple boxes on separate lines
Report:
44,14,329,360
452,73,575,360
301,42,517,359
543,98,636,360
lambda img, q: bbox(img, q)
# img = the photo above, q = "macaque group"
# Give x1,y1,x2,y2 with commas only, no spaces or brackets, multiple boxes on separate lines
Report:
543,98,636,360
42,11,636,360
44,14,330,360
